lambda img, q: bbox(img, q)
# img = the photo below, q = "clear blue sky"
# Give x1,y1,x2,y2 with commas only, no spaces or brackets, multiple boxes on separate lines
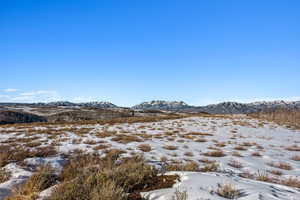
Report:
1,0,299,106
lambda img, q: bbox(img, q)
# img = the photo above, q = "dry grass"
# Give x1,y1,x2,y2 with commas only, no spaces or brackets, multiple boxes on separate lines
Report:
49,153,178,200
234,146,247,151
187,132,213,136
7,165,57,200
200,162,219,172
215,142,226,147
163,145,178,151
286,145,300,151
231,151,243,157
255,171,276,183
198,158,217,164
0,168,11,183
93,144,112,151
215,183,244,199
165,161,199,172
281,177,300,189
172,188,188,200
203,150,226,157
194,138,207,143
138,144,152,152
251,152,262,157
111,134,143,144
291,155,300,161
0,145,57,167
228,159,243,169
249,109,300,129
267,162,293,170
2,114,189,128
184,152,194,157
83,140,98,145
268,170,283,176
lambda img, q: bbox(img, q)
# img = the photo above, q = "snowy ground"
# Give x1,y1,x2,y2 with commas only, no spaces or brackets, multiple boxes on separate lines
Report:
0,115,300,199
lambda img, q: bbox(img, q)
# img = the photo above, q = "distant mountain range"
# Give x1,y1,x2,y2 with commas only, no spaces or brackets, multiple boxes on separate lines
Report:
133,100,300,114
1,100,300,114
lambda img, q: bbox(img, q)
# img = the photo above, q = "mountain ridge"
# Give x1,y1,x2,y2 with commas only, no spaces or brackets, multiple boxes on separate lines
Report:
1,99,300,114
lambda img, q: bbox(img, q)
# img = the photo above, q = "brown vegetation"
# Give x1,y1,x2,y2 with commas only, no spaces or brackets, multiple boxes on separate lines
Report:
7,165,57,200
138,144,152,152
163,145,178,151
48,153,178,200
215,183,244,199
248,109,300,129
203,150,226,157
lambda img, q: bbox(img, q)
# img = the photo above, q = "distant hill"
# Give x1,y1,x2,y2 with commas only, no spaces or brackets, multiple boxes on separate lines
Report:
132,100,300,114
0,110,47,125
1,99,300,115
0,101,118,109
132,100,191,111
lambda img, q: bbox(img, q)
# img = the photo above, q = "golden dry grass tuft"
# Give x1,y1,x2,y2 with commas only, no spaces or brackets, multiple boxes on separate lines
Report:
48,153,178,200
165,161,199,172
228,159,243,169
203,150,226,157
0,168,11,183
163,145,178,151
267,162,293,170
138,144,152,152
291,155,300,161
111,134,143,144
286,145,300,151
7,165,57,200
215,183,244,199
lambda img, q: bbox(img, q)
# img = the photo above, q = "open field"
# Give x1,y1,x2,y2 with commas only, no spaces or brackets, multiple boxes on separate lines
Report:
0,114,300,199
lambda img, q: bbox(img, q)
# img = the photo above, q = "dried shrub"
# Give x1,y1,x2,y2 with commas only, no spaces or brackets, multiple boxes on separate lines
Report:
111,134,143,144
251,152,262,157
291,155,300,161
286,145,300,151
138,144,152,152
184,152,194,157
48,154,177,200
228,159,243,169
267,162,293,170
7,165,57,200
194,138,207,143
268,170,283,176
232,151,243,157
200,162,219,172
172,188,188,200
165,161,199,172
234,146,247,151
215,183,244,199
163,145,178,151
0,168,11,183
281,177,300,189
203,150,226,157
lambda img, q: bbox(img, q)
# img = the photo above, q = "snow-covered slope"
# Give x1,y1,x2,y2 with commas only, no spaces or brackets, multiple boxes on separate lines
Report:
1,115,300,199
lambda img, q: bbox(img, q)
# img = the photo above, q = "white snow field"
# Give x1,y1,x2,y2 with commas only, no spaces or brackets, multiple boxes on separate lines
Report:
0,115,300,199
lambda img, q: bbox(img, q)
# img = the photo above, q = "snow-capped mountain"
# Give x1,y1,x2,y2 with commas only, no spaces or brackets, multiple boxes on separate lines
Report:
78,101,117,108
132,100,191,110
42,101,117,108
46,101,76,106
1,99,299,114
132,100,300,114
